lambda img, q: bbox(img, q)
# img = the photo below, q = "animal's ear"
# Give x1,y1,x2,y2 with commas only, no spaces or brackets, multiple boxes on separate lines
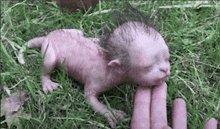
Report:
108,59,126,74
108,59,121,67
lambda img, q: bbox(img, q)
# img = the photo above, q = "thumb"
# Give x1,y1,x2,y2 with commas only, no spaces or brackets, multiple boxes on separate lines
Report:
162,126,172,129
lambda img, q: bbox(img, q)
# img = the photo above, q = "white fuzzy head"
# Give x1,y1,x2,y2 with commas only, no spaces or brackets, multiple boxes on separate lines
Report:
128,29,170,86
103,21,170,86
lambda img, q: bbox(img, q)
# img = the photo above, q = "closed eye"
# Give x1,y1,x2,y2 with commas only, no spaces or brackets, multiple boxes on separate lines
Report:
144,65,153,72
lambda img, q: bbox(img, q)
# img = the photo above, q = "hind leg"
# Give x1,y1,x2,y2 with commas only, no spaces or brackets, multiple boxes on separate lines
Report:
41,41,59,93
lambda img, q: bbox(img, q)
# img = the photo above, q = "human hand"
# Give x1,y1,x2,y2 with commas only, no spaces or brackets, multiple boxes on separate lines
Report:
131,82,218,129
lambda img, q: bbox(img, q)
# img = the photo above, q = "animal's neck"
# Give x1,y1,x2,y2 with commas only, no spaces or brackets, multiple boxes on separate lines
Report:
105,67,127,87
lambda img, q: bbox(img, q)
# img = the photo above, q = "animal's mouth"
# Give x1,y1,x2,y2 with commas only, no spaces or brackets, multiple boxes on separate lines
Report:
155,77,168,86
163,76,168,81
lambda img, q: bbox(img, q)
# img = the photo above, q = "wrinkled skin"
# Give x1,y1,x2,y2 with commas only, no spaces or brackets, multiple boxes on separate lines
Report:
18,23,170,127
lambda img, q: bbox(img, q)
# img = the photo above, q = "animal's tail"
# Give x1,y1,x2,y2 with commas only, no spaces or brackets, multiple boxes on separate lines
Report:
18,37,45,64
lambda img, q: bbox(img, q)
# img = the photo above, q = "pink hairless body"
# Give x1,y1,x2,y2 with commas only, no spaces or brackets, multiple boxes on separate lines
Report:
18,21,170,127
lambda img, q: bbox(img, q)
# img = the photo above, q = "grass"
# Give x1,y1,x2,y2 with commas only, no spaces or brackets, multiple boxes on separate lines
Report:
1,0,220,128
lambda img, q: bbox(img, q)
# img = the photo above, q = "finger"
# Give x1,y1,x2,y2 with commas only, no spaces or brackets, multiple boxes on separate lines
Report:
172,98,187,129
131,86,151,129
151,82,168,129
204,118,218,129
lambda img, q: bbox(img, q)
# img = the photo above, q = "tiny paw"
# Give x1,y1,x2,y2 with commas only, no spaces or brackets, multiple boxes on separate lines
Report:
113,110,127,118
43,81,59,93
105,113,117,128
105,110,127,128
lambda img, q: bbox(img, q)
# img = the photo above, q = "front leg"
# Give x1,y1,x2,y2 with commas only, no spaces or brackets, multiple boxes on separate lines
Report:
84,86,126,128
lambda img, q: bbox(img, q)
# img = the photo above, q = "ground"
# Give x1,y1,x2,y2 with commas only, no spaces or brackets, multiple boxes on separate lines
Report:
1,1,220,128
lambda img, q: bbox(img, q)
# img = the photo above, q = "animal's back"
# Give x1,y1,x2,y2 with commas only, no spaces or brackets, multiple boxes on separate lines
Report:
45,29,107,83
